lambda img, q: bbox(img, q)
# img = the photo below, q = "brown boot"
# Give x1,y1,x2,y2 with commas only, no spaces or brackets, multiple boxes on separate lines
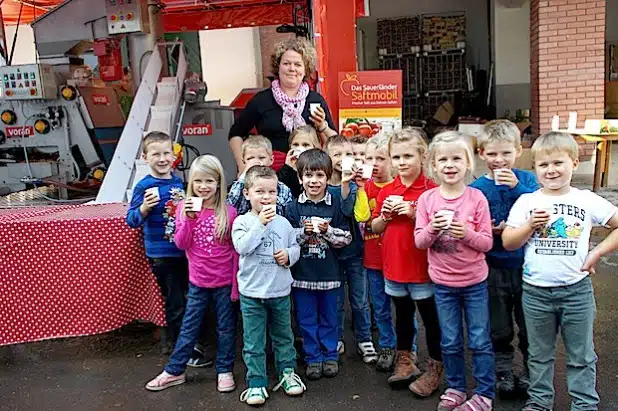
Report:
387,350,422,388
409,358,444,397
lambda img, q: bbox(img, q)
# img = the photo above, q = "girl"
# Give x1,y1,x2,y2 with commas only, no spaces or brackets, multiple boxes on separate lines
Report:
278,125,321,198
371,128,443,396
146,155,239,394
415,131,494,411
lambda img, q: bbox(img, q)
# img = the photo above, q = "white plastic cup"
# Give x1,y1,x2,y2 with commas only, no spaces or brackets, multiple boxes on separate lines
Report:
341,156,354,173
293,147,306,158
551,115,560,131
362,164,373,179
262,204,276,214
310,103,321,115
190,197,203,212
388,195,404,204
436,209,455,229
145,187,160,200
494,168,508,186
311,216,326,233
568,111,578,131
354,159,364,169
535,197,554,214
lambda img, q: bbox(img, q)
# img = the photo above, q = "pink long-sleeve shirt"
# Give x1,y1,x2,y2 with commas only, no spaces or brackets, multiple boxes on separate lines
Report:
174,202,239,299
415,187,493,288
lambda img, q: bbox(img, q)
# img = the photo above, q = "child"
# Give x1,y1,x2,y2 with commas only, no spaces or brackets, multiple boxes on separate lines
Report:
350,135,368,165
227,135,293,215
324,135,377,363
279,125,322,198
126,132,199,356
146,155,239,394
232,166,305,406
415,131,494,410
371,128,443,396
285,149,352,380
503,132,618,411
470,119,538,397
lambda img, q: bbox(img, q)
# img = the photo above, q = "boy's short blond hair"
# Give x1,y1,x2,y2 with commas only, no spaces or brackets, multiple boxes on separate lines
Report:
366,134,391,152
142,131,172,154
477,119,521,150
349,135,369,145
241,135,273,159
531,131,579,163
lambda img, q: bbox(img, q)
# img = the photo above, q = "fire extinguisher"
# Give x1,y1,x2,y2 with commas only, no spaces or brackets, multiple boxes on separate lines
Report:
94,39,123,82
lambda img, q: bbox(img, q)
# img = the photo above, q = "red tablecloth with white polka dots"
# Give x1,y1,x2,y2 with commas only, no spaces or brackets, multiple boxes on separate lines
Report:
0,203,165,346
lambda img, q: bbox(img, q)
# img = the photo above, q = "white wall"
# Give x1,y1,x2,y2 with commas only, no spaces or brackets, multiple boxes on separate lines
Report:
4,25,37,65
199,28,261,106
494,1,530,85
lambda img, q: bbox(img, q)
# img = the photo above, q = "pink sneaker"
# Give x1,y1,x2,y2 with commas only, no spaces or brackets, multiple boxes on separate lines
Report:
437,389,467,411
145,370,185,391
217,372,236,393
454,394,493,411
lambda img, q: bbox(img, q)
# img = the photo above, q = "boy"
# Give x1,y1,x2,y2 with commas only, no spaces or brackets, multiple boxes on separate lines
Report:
324,135,376,363
227,135,293,215
126,132,210,366
357,135,398,371
285,149,352,380
232,166,305,406
503,132,618,411
350,135,368,165
470,119,538,397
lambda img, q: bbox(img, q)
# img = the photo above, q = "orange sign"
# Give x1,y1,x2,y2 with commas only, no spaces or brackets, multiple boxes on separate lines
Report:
338,71,403,138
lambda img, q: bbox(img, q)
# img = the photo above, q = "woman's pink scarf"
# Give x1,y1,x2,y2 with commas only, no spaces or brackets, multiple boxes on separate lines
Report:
271,79,309,132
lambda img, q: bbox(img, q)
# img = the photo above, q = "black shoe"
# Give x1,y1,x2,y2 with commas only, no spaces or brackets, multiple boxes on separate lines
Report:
497,372,516,399
322,360,339,378
186,350,214,368
516,374,530,398
306,362,323,380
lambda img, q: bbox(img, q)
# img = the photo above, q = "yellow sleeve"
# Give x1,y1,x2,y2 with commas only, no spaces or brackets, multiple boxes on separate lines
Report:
354,187,371,223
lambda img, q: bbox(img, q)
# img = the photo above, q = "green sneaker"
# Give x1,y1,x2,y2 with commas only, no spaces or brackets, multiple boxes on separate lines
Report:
239,387,268,406
273,368,306,396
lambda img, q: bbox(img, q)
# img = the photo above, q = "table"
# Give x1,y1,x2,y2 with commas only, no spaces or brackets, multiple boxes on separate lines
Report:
0,203,165,346
576,133,618,192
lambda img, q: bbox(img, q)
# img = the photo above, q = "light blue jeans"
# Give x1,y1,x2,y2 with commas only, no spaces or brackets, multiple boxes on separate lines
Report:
523,276,599,410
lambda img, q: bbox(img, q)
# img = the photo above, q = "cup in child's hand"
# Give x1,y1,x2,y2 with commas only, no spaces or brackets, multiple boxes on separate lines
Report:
311,216,327,233
493,169,508,186
362,164,373,179
535,196,554,214
436,209,455,229
341,157,354,173
262,204,276,214
190,197,203,212
146,187,160,200
388,195,404,205
293,148,306,158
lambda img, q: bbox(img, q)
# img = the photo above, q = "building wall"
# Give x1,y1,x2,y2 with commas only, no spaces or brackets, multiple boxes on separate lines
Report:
258,25,293,87
199,28,262,105
494,1,531,117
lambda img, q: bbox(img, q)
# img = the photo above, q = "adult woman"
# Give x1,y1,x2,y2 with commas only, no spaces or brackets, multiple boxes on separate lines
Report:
228,38,338,174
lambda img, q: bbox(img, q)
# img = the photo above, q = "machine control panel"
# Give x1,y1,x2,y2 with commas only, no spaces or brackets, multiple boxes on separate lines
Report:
105,0,150,35
0,64,58,100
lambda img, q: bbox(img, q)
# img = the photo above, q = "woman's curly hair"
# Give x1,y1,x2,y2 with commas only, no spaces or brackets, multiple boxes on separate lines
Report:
271,38,317,80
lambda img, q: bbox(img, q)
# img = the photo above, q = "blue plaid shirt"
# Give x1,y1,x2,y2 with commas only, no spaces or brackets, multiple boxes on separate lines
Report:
226,175,293,216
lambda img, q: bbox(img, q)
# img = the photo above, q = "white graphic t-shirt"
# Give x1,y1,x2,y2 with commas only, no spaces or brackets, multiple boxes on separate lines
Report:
506,188,616,287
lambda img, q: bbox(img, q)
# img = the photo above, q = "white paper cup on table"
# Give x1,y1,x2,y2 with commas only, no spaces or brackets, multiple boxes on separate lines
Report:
493,168,508,186
311,216,327,233
310,103,321,115
436,209,455,229
145,187,160,200
341,156,354,173
362,164,373,179
190,197,203,212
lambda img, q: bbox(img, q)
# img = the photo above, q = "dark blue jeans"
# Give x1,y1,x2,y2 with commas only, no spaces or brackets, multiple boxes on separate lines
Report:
366,269,396,349
165,284,236,375
240,295,296,388
337,258,372,343
293,287,339,364
148,257,189,345
434,281,495,399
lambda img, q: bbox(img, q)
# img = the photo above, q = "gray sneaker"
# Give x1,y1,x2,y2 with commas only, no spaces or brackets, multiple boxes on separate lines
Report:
305,363,322,380
322,360,339,378
376,348,396,372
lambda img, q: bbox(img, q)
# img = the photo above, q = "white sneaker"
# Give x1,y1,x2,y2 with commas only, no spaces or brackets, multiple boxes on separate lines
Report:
337,340,345,355
357,341,378,364
217,372,236,393
273,368,306,396
240,387,269,406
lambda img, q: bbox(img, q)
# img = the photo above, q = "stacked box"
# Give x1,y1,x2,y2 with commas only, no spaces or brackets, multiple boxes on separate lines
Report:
379,54,420,94
423,92,457,119
377,17,421,55
422,14,466,51
421,50,466,92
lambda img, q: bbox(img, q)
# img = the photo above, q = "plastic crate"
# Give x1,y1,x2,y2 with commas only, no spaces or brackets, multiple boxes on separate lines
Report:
421,49,466,92
377,17,421,55
378,55,420,94
403,94,423,125
423,92,457,120
422,14,466,51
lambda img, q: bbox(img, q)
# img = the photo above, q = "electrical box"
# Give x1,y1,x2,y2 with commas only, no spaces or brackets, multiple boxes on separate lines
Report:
0,64,58,100
105,0,150,35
